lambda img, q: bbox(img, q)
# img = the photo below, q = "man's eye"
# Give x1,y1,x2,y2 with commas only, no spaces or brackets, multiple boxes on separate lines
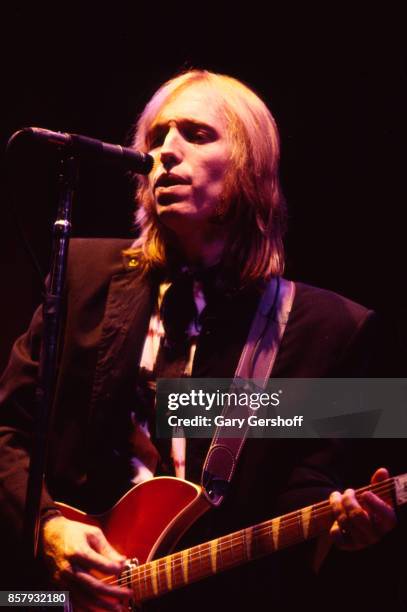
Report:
148,130,166,149
149,136,163,149
194,130,208,141
184,128,210,143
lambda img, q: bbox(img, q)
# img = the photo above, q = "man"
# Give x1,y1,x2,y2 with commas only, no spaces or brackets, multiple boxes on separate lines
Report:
0,70,396,611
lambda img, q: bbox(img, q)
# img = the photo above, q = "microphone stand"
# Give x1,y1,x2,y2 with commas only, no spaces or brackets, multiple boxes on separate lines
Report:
22,153,78,571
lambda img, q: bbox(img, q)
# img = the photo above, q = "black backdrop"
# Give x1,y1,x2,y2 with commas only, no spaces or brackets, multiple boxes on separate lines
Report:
0,4,406,606
1,4,406,371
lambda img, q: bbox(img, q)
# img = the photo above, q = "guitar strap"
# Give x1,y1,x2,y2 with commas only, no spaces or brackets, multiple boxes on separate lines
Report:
201,277,296,506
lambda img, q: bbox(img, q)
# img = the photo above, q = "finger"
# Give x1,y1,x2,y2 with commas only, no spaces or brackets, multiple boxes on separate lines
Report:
341,488,376,545
64,566,131,612
329,491,343,519
341,488,369,519
329,520,356,551
329,491,354,541
70,547,125,576
340,488,359,511
371,467,390,484
88,530,126,564
360,491,397,533
330,489,358,531
70,568,132,600
333,489,378,547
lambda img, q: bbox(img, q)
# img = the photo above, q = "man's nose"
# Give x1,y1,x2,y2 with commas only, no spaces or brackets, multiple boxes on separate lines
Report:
160,127,183,171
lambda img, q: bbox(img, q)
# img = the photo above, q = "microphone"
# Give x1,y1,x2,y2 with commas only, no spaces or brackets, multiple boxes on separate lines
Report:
7,127,154,175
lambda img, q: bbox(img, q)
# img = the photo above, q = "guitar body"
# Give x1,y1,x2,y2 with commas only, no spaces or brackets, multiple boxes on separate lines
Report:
55,477,210,566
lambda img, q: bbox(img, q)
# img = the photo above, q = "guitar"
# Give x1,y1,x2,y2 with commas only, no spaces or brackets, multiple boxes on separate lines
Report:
56,474,407,608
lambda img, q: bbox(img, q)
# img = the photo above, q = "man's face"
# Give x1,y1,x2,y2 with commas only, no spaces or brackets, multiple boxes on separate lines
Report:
146,84,231,233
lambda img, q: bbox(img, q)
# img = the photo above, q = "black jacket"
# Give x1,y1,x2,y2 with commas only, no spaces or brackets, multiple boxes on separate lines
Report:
0,238,378,610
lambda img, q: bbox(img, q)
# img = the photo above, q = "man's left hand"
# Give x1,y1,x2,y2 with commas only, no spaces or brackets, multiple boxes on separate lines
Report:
329,467,397,551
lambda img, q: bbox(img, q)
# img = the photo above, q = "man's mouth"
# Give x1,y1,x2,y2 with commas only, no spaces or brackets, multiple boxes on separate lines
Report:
154,173,190,190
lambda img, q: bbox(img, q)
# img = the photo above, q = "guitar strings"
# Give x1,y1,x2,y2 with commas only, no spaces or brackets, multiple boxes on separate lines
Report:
101,478,395,590
103,499,395,601
103,478,398,586
100,478,396,593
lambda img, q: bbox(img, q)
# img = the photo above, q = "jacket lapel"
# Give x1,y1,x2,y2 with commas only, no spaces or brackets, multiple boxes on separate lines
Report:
89,255,156,414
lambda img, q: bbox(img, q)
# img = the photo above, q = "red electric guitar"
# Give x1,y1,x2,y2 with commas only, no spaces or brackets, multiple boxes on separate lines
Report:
56,474,407,609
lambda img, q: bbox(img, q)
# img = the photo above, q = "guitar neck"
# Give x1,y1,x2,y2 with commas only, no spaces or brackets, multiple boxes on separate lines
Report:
129,474,407,602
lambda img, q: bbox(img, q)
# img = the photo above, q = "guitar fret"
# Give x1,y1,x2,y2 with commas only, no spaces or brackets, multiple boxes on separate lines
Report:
244,526,253,560
182,548,189,584
251,521,262,555
237,530,245,563
150,559,159,596
210,538,218,573
218,535,224,568
300,505,313,539
165,555,173,590
188,546,193,581
271,516,280,550
197,543,202,575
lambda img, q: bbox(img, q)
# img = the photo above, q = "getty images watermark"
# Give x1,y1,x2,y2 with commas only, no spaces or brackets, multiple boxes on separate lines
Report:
166,388,303,430
156,378,407,438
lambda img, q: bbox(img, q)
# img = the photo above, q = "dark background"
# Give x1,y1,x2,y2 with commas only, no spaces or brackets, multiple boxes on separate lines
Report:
0,3,406,609
1,4,406,372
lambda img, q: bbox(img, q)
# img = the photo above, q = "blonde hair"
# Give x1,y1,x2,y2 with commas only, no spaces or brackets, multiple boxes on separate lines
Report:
128,69,287,289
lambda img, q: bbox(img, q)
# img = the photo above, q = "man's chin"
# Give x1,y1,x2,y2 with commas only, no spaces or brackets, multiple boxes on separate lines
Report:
156,199,189,215
156,203,201,235
156,192,185,206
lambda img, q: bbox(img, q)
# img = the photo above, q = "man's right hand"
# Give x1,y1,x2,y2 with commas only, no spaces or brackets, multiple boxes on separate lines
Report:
41,515,133,611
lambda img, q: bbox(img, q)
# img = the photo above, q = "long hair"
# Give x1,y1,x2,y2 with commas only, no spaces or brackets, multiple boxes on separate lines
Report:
128,70,287,289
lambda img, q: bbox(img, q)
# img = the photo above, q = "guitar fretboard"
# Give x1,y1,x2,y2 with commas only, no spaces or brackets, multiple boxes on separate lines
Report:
125,475,405,602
